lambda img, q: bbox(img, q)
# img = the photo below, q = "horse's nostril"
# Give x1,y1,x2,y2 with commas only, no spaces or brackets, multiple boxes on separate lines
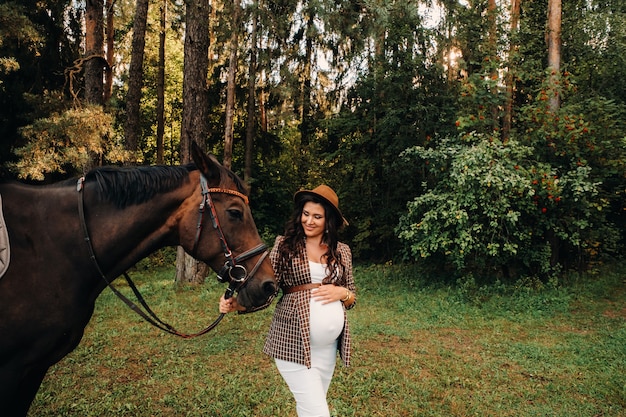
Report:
263,281,277,296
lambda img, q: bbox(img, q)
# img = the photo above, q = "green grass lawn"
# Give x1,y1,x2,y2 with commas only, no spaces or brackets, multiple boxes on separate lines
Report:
29,262,625,416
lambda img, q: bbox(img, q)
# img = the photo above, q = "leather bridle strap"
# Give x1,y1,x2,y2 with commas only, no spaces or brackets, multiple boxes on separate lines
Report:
191,175,248,259
76,175,265,338
221,246,268,299
193,175,267,296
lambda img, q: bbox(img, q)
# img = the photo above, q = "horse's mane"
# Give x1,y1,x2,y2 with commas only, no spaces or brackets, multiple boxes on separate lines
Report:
218,166,249,196
84,164,195,208
78,163,248,209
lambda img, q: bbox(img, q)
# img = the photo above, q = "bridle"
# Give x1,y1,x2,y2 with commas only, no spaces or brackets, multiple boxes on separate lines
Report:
192,175,268,300
76,173,269,338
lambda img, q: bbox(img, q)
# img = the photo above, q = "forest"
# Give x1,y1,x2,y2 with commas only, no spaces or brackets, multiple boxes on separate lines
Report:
0,0,624,282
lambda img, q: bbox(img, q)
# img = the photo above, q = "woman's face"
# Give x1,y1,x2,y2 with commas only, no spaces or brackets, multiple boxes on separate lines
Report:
301,201,326,239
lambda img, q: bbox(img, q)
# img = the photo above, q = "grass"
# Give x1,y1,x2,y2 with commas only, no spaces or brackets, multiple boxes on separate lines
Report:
28,261,625,416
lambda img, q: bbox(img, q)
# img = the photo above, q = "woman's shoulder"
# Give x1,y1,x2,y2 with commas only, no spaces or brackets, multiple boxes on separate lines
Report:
337,241,352,255
270,235,284,252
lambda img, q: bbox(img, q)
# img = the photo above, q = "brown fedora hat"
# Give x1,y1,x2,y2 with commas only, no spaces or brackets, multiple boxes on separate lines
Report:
294,184,349,226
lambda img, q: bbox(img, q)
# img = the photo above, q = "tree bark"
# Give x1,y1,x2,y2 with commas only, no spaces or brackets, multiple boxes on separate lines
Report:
300,25,313,147
179,0,210,163
503,0,521,140
223,0,241,170
488,0,499,129
208,0,217,74
547,0,562,112
297,12,314,183
124,0,150,158
547,0,562,268
259,79,267,133
104,0,115,104
156,0,166,164
176,0,211,285
85,0,105,105
244,2,258,186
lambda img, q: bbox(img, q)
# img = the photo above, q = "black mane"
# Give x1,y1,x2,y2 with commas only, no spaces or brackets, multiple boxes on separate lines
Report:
85,164,195,209
81,162,249,209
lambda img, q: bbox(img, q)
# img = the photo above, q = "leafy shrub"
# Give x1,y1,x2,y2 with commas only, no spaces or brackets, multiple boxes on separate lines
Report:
397,134,536,278
10,105,130,180
396,131,610,281
396,71,625,282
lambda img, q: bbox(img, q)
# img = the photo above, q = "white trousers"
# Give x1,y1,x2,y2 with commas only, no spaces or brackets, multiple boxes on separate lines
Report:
275,341,338,417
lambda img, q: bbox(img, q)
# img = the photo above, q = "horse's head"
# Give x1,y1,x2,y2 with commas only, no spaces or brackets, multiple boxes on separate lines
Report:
182,142,277,310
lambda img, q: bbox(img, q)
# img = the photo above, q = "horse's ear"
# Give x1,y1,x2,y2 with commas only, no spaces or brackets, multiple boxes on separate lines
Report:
191,141,221,181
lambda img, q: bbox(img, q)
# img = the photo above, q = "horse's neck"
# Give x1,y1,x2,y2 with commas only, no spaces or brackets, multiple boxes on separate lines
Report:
83,186,191,278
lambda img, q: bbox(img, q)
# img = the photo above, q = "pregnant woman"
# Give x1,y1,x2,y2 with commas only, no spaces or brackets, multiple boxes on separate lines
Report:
220,184,357,417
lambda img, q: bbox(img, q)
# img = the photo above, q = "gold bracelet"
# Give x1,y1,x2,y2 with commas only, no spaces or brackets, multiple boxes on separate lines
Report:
341,290,351,302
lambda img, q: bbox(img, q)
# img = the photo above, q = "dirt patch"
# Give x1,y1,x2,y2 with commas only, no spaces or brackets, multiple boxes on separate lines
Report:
603,306,626,319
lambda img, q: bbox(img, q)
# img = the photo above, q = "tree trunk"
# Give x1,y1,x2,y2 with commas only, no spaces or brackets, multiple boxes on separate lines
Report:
547,0,562,112
223,0,241,170
124,0,149,158
85,0,104,105
179,0,210,163
297,13,314,183
244,2,258,186
487,0,499,129
259,79,267,133
503,0,521,140
175,247,209,285
208,0,217,75
156,0,166,164
300,27,313,146
547,0,562,268
104,0,114,104
176,0,211,285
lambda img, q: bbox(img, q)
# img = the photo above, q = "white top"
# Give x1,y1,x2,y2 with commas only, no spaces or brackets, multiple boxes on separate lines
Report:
309,260,327,283
308,261,344,347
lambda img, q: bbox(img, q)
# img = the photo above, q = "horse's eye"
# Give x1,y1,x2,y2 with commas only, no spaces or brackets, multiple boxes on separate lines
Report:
227,209,243,221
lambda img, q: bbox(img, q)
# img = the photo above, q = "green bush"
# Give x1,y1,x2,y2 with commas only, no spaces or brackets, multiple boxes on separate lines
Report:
396,131,611,281
397,134,537,279
396,72,625,282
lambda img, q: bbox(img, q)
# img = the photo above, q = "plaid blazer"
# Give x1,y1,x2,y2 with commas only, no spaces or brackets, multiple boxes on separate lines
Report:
262,235,356,368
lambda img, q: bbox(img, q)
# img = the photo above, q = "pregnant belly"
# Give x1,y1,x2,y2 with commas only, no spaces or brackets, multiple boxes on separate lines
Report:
309,299,345,347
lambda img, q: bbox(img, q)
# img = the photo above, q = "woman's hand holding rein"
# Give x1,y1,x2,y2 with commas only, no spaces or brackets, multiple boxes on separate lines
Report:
219,295,245,313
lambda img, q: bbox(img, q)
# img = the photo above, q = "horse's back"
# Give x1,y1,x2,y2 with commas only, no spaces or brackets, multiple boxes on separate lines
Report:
0,181,96,358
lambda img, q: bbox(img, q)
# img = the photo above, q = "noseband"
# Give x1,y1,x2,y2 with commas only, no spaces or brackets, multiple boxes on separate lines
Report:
76,173,269,338
192,175,268,299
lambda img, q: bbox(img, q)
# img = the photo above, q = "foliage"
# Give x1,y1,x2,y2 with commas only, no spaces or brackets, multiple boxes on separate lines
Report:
10,105,130,180
518,73,626,264
0,0,82,163
397,67,625,281
0,0,625,281
0,2,41,83
322,1,456,261
221,126,297,240
137,17,185,165
397,134,538,278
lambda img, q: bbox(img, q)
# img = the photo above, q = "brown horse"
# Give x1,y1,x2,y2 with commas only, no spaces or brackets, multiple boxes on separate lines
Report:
0,142,277,416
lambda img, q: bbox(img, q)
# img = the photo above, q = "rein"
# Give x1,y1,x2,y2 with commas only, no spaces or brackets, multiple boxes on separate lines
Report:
76,174,267,338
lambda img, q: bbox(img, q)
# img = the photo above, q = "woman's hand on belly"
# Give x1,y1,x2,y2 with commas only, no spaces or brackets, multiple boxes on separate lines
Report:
311,284,346,304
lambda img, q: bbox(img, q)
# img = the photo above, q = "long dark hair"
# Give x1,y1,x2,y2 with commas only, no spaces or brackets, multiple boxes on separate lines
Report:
277,194,345,285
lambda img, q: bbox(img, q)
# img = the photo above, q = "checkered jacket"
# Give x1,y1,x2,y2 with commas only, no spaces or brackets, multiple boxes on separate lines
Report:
262,235,356,368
